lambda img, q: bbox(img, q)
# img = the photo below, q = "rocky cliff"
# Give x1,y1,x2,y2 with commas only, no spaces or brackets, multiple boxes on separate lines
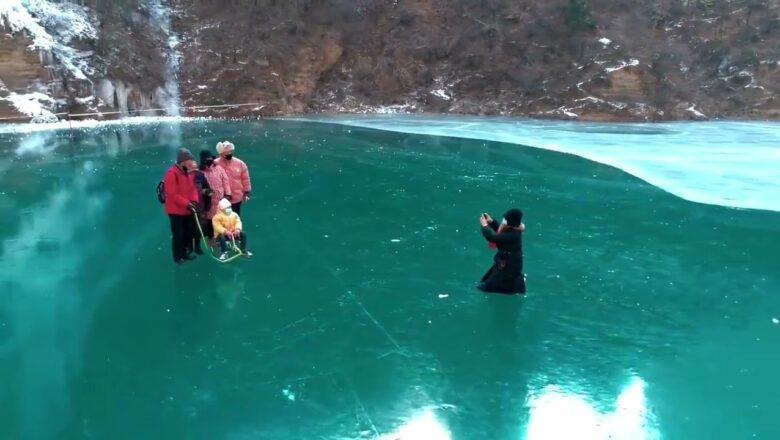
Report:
1,0,778,122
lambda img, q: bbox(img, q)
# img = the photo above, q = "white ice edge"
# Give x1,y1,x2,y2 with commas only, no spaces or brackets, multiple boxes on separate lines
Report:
2,114,778,213
286,115,780,213
0,116,208,134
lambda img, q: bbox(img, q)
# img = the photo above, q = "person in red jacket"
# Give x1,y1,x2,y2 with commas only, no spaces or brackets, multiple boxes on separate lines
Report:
163,148,201,264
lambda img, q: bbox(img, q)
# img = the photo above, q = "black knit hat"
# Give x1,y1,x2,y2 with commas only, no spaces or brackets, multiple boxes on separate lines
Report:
176,148,194,163
503,208,523,227
199,149,214,162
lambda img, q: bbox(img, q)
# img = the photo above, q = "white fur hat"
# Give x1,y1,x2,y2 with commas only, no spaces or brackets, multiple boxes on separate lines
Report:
216,141,235,154
218,198,232,210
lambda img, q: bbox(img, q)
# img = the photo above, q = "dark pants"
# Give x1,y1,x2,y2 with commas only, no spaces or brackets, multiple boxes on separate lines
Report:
231,202,242,215
200,218,214,241
169,214,197,262
218,232,246,253
479,266,526,295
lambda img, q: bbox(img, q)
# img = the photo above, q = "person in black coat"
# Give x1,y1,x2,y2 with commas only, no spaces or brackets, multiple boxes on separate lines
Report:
185,151,214,255
478,208,526,294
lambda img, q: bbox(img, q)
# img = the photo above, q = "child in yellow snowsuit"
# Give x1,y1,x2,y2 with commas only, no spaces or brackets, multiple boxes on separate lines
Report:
212,198,252,260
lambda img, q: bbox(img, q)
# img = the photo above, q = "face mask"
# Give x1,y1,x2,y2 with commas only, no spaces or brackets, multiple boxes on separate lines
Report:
224,154,233,160
224,207,233,215
204,159,214,167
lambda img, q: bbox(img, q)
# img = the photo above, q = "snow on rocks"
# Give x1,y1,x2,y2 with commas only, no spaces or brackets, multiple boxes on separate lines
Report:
364,104,417,114
1,92,55,118
598,38,612,46
372,105,409,114
430,89,451,100
605,58,640,74
75,96,95,105
75,95,100,112
544,106,580,119
686,104,707,120
0,0,98,81
429,77,454,101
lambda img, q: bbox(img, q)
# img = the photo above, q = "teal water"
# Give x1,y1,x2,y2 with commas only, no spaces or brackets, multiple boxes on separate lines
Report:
0,118,779,439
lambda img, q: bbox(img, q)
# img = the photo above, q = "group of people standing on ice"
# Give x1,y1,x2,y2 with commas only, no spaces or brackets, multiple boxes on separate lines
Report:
161,141,252,264
160,140,526,294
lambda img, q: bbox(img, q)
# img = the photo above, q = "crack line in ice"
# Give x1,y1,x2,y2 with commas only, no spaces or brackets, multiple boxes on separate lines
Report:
295,240,405,353
344,374,381,438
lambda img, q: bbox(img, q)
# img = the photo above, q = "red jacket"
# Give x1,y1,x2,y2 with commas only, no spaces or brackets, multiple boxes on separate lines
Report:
163,164,198,215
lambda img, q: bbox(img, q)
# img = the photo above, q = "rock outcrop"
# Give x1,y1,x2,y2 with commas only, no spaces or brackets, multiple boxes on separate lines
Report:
1,0,778,122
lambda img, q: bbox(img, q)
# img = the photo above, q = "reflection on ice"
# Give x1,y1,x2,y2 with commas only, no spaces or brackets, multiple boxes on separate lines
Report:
525,376,659,440
0,161,107,438
14,131,57,156
378,409,451,440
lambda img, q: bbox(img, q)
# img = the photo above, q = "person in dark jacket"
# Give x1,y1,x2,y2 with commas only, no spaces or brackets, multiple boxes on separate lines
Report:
478,208,526,294
190,150,215,249
195,151,214,215
163,148,201,264
195,150,231,239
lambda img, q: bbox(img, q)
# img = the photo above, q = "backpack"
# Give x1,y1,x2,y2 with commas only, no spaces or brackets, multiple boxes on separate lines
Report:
156,181,165,204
